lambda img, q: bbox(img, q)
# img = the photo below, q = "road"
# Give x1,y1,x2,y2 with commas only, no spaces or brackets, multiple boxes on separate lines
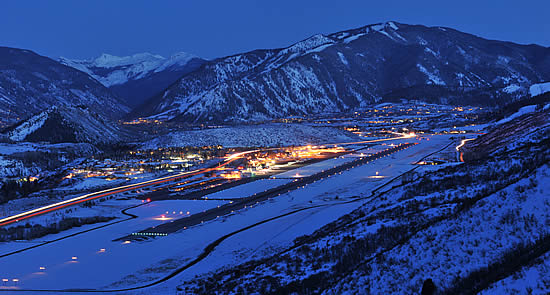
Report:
0,151,257,227
123,142,416,240
455,137,476,162
0,133,415,228
0,134,451,293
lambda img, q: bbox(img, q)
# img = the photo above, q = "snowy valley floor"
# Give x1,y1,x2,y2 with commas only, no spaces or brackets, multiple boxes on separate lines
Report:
0,135,456,294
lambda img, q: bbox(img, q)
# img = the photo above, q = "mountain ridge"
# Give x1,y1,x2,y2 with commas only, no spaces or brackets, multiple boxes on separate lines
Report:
59,52,206,107
133,21,550,123
0,46,130,127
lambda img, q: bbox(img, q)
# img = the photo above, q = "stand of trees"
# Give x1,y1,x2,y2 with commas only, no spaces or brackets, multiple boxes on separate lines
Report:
0,178,41,204
0,216,115,242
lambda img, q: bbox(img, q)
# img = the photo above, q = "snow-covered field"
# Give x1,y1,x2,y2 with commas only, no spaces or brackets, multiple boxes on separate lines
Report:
203,178,293,200
0,135,453,293
529,81,550,97
496,105,537,125
0,142,98,178
141,124,362,149
0,199,228,290
0,170,172,223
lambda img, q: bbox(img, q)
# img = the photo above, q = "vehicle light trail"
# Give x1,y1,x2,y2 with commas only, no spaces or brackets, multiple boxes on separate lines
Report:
456,138,475,151
0,135,412,227
0,150,256,227
329,131,416,146
456,138,476,162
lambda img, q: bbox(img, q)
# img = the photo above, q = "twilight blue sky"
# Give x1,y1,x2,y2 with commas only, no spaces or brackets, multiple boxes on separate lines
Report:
1,0,548,60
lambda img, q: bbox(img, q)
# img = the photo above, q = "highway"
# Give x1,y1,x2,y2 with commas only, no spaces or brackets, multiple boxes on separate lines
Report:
0,150,256,227
123,142,417,240
0,133,415,228
0,133,443,293
456,137,476,162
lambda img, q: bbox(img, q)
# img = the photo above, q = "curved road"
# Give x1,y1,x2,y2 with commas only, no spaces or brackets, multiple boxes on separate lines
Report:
0,133,415,228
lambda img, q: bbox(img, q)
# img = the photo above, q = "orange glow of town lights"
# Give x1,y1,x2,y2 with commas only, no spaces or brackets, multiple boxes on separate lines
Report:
221,171,242,179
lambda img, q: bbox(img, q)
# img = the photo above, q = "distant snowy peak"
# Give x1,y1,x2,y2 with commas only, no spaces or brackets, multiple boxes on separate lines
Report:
530,82,550,97
59,51,201,87
60,51,206,107
92,52,164,68
155,52,200,73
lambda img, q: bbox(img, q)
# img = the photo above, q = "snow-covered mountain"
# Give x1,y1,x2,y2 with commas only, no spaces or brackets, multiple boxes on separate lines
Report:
530,81,550,97
0,47,130,127
134,21,550,123
4,105,129,144
59,52,205,107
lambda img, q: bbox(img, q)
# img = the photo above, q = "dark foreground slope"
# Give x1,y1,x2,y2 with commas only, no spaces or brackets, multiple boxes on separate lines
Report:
177,107,550,294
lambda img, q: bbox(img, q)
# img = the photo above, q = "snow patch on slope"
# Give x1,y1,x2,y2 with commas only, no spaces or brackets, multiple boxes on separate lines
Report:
60,52,199,87
0,156,27,178
141,124,361,149
337,52,349,66
8,110,49,141
496,105,537,125
503,84,521,93
417,64,446,85
155,52,198,73
529,82,550,97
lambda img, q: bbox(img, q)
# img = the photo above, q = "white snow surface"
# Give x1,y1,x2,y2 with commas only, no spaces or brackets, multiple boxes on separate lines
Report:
7,110,49,141
204,178,293,200
417,64,446,85
141,124,362,149
333,163,550,294
496,105,537,125
503,84,521,93
59,52,199,87
0,135,447,293
0,156,27,178
529,82,550,97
